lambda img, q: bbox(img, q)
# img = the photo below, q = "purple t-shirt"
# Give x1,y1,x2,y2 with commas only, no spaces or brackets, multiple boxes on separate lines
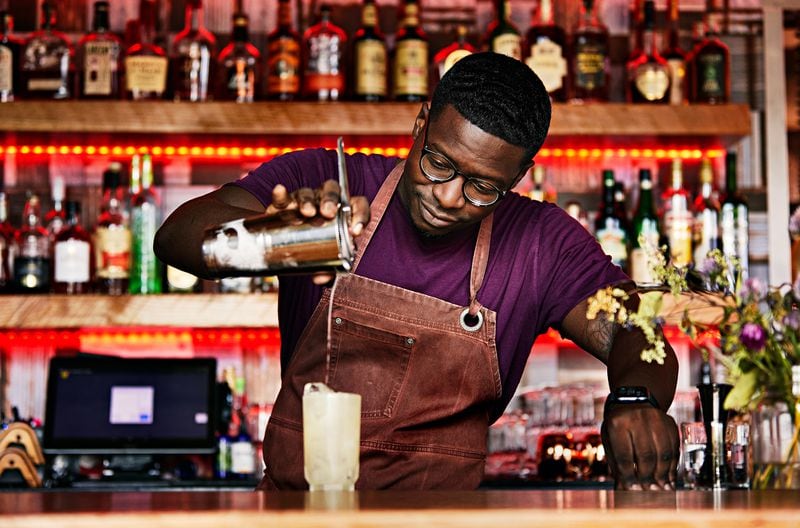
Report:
233,148,627,418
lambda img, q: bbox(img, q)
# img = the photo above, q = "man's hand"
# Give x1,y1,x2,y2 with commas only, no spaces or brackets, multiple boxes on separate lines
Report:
267,181,371,284
601,403,679,490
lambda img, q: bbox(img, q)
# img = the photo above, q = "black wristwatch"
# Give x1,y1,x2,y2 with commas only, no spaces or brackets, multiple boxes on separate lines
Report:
604,386,660,414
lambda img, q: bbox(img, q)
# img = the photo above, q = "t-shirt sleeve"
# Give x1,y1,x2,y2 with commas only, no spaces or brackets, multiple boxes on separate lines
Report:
536,207,629,332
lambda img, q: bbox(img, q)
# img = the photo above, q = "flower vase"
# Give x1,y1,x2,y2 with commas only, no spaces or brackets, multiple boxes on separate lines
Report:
697,383,733,488
751,395,800,490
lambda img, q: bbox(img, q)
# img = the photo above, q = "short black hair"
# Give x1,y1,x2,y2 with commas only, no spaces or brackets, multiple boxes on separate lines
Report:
430,52,552,162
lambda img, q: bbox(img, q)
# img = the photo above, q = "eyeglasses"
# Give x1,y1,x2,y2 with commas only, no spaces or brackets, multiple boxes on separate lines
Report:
418,124,508,207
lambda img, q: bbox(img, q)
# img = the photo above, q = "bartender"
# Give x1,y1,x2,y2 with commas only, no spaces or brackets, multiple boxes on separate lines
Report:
154,52,679,491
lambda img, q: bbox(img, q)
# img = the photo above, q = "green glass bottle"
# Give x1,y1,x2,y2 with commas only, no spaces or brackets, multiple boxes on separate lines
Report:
630,168,661,285
720,151,748,278
129,154,162,294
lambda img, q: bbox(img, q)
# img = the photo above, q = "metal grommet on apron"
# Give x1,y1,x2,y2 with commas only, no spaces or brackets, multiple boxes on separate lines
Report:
459,308,484,332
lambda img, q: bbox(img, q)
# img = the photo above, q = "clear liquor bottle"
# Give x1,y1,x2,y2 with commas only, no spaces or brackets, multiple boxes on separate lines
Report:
53,200,93,294
129,154,162,294
265,0,301,101
692,158,721,266
77,1,122,99
12,194,51,294
392,0,428,102
661,159,693,268
720,151,748,278
170,0,216,102
485,0,521,60
20,2,73,100
302,4,347,101
125,0,168,100
217,11,260,103
0,11,23,102
523,0,567,102
630,168,661,285
626,0,670,103
570,0,609,102
94,162,131,295
352,0,387,102
595,169,629,272
661,0,686,105
432,25,475,85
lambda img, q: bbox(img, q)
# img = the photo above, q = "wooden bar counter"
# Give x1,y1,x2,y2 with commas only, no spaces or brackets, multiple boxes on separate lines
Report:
2,489,800,528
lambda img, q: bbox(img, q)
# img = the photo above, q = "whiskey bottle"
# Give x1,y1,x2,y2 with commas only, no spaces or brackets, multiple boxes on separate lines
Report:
595,170,629,271
689,13,729,104
523,0,567,102
392,0,428,102
129,154,162,294
170,0,216,102
53,201,93,294
352,0,387,101
265,0,301,101
94,163,131,295
432,25,475,84
20,2,73,100
217,11,260,102
12,194,51,294
125,0,168,100
626,0,669,103
570,0,609,102
661,159,693,268
302,4,347,101
630,168,661,285
0,11,23,102
77,1,122,99
485,0,521,60
720,151,748,278
661,0,686,105
692,158,721,266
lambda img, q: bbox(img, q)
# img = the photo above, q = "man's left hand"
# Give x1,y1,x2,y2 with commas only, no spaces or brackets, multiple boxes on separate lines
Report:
601,403,679,490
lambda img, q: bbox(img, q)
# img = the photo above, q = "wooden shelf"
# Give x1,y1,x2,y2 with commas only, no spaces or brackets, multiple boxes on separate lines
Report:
0,101,752,138
0,293,279,329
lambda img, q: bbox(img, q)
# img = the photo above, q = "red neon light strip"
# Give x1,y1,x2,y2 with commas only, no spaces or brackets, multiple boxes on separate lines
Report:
0,328,282,348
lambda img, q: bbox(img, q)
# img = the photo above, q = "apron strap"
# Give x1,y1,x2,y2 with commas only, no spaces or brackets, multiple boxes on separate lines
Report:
468,214,492,317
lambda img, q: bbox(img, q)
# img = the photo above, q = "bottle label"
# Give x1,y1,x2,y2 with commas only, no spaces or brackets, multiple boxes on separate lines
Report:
634,64,669,101
225,58,256,102
630,222,660,285
231,440,256,474
596,226,628,268
441,48,472,78
664,209,693,267
403,4,419,26
83,41,119,95
28,78,63,91
55,239,91,283
95,226,131,279
574,43,606,90
167,265,199,292
0,45,12,93
355,40,387,96
492,34,521,60
393,39,428,96
692,209,719,265
362,4,378,26
305,34,345,94
525,39,566,93
721,204,749,269
125,55,168,94
666,58,685,105
13,257,50,291
697,52,725,99
267,37,300,95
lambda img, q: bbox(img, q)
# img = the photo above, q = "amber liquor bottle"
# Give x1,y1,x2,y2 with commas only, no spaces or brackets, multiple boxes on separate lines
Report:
266,0,301,101
626,0,669,103
689,13,729,104
302,4,347,101
661,0,686,105
94,163,131,295
432,25,475,85
217,11,260,102
125,1,168,100
570,0,609,102
523,0,567,102
77,1,122,99
485,0,521,60
352,0,387,102
20,2,73,100
392,0,428,102
170,0,216,102
0,11,23,102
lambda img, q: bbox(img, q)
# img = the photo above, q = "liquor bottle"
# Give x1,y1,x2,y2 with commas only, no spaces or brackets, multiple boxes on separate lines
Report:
20,2,73,100
352,0,387,102
77,1,122,99
614,181,629,225
229,376,256,480
265,0,301,101
302,4,347,101
688,13,729,104
595,170,629,271
570,0,609,103
0,11,23,102
630,168,661,285
523,0,567,102
0,178,13,291
720,151,749,278
692,158,721,266
432,24,475,85
485,0,522,60
129,154,162,294
94,162,131,295
170,0,216,102
628,0,645,63
44,175,66,240
661,159,693,268
527,165,556,203
626,0,670,104
53,201,93,294
217,11,260,103
392,0,428,102
215,369,234,480
125,0,168,100
661,0,686,105
12,194,50,294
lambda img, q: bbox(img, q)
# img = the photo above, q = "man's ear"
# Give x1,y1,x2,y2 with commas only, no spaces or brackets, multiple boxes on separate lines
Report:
412,103,429,139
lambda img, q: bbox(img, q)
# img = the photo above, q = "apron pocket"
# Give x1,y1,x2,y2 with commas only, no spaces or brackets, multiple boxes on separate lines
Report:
328,317,414,419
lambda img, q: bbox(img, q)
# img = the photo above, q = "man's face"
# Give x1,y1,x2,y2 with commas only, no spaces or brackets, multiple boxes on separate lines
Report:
398,104,531,237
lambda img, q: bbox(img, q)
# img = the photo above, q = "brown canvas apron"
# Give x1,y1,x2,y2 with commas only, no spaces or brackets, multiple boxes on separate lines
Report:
259,161,502,490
